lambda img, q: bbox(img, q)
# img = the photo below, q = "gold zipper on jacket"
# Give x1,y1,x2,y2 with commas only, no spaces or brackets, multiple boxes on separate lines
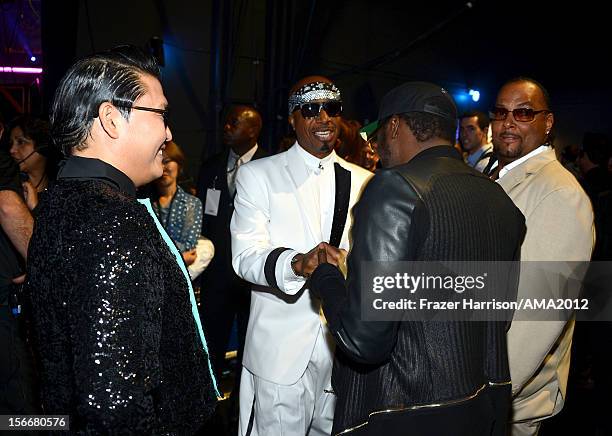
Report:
335,381,510,435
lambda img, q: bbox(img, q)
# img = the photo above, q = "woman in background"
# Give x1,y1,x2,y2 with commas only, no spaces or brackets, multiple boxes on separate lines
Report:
8,115,59,211
153,141,204,267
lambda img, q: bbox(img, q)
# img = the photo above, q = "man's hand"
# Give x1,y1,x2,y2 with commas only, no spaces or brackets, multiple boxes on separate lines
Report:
292,242,347,277
317,246,327,265
182,249,197,266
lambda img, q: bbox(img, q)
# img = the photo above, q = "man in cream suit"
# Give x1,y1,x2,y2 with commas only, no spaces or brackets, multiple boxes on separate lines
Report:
490,77,594,435
231,76,372,435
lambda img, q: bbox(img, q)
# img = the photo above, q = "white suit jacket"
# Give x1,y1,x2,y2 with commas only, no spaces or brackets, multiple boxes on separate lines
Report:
231,144,372,385
498,148,594,423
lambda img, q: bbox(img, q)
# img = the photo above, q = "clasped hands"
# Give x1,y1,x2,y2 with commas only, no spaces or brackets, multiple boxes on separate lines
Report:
292,242,347,278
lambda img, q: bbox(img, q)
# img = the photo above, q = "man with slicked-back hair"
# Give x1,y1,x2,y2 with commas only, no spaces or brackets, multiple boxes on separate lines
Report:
26,45,218,434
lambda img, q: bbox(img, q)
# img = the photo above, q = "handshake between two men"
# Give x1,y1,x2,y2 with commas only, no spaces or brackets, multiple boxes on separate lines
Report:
291,242,347,278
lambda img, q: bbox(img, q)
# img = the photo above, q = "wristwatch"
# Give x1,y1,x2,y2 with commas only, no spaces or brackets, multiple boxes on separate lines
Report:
290,254,302,277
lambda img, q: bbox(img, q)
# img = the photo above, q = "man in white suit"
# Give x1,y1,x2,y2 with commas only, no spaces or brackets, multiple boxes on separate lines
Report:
231,75,372,435
489,77,594,435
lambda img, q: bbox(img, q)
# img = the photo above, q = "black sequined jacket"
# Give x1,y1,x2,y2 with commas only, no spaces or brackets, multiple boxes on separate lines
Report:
26,158,217,435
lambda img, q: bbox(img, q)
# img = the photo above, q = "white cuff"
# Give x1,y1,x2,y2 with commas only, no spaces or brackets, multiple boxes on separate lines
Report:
276,249,307,295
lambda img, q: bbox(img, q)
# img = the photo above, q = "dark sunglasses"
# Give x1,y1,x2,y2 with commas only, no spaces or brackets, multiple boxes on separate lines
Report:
295,101,342,118
489,107,551,123
114,104,170,127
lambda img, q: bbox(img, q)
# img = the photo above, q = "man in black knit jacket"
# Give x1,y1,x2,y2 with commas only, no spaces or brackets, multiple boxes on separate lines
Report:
310,82,526,435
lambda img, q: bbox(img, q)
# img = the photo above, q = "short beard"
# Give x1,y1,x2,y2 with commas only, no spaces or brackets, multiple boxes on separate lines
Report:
492,141,523,167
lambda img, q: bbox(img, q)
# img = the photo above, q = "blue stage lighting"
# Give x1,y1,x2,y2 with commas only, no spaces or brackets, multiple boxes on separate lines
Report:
468,89,480,102
454,92,468,103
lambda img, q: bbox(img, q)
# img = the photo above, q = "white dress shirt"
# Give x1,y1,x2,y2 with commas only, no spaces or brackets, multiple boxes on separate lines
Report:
497,145,550,180
295,143,337,241
227,144,259,195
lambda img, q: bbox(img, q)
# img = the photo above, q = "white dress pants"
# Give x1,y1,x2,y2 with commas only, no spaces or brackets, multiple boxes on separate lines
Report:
238,331,336,436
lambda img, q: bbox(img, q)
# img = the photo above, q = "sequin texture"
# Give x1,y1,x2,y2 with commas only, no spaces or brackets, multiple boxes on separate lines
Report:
27,178,217,434
288,81,342,115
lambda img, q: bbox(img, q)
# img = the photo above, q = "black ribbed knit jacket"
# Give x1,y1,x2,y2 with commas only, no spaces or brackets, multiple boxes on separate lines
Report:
310,146,526,435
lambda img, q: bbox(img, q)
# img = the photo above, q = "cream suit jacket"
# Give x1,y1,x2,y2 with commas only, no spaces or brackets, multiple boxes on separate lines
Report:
498,147,594,423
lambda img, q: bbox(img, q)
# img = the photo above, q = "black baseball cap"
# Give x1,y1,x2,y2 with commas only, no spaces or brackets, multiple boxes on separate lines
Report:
361,81,458,138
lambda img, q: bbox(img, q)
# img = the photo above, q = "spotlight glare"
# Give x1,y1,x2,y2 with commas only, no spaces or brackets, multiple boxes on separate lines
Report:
30,56,36,62
468,89,480,102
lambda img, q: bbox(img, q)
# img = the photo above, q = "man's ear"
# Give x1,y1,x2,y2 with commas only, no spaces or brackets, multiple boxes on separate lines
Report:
545,112,554,136
288,113,295,130
97,102,122,140
390,116,400,139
